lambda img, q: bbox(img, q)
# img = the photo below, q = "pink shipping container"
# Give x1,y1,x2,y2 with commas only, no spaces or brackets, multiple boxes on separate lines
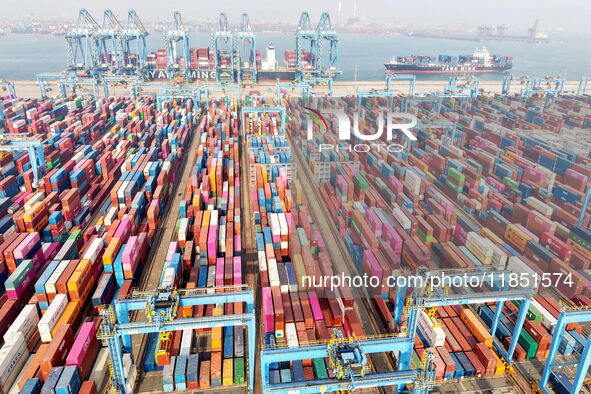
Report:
114,219,131,243
307,292,323,321
233,256,242,285
262,287,274,334
13,232,41,260
122,236,140,278
66,321,100,380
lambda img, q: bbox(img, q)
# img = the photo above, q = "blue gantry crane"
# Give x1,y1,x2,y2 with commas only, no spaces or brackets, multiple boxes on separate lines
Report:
166,12,191,81
295,11,317,83
95,10,125,73
295,11,340,86
119,10,149,75
59,76,101,98
261,268,529,393
203,83,241,106
240,106,287,135
577,77,590,96
537,307,591,393
444,76,480,99
99,75,143,98
0,80,16,99
386,74,416,96
275,82,311,104
520,78,564,107
156,86,202,112
315,12,340,80
65,9,101,75
0,134,46,185
214,13,235,83
236,13,257,83
100,287,256,394
399,96,444,114
36,74,69,98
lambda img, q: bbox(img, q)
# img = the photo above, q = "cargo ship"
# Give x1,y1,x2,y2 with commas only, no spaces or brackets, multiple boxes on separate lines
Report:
141,44,296,81
385,47,512,74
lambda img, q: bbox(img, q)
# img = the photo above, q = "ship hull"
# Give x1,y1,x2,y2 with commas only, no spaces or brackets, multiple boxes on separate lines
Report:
142,68,296,81
384,64,511,74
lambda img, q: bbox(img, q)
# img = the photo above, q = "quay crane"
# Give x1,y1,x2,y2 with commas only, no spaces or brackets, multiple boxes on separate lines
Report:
95,10,125,73
65,9,101,75
295,11,340,93
165,12,191,81
236,13,257,83
214,13,235,83
119,10,149,75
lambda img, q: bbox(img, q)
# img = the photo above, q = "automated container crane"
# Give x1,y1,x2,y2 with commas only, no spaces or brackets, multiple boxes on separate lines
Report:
386,74,416,96
578,77,590,96
520,78,564,107
36,74,68,98
94,10,125,73
236,13,257,83
537,307,591,394
275,82,311,104
102,287,256,394
166,12,191,81
0,80,16,99
119,10,149,75
65,9,101,75
214,13,235,82
203,83,241,106
0,134,45,186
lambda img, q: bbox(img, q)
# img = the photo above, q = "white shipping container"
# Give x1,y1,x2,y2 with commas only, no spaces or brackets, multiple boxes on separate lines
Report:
531,300,557,333
278,213,288,237
269,213,280,237
83,237,104,265
8,352,35,394
180,329,193,356
268,258,280,288
209,210,219,227
105,206,119,227
285,323,299,348
126,364,137,394
44,259,71,295
258,251,268,272
0,333,29,391
392,207,412,231
4,304,39,344
90,348,109,393
526,196,553,218
38,293,68,343
418,311,445,347
24,193,45,212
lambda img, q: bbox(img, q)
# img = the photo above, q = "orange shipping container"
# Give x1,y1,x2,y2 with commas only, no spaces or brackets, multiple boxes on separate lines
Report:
103,237,122,265
40,324,74,380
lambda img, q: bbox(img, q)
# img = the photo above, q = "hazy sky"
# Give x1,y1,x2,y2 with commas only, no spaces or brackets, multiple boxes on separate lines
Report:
4,0,591,33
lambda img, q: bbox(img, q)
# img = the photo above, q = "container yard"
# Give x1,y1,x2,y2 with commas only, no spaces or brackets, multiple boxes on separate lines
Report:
1,4,591,394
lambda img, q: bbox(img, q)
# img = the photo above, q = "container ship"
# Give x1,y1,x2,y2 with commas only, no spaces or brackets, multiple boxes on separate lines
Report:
138,44,295,81
385,47,512,74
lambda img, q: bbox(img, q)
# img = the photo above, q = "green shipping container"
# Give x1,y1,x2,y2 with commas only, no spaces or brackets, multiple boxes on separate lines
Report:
234,357,245,384
353,173,369,190
518,329,538,359
312,358,328,379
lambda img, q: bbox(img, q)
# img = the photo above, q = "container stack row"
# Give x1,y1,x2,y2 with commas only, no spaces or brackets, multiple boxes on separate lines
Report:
141,100,247,391
245,106,372,385
0,94,196,393
285,93,591,381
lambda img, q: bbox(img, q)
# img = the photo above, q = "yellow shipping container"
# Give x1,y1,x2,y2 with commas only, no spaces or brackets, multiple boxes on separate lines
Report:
222,359,233,386
211,307,223,351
